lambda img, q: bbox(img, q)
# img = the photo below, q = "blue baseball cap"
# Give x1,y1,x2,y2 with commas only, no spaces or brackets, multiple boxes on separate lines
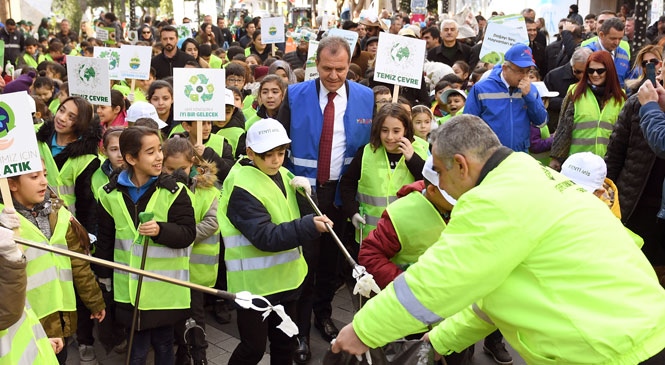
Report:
504,43,535,68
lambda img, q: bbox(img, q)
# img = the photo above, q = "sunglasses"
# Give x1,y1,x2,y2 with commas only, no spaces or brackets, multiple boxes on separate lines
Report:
142,31,151,34
586,67,607,75
642,58,661,67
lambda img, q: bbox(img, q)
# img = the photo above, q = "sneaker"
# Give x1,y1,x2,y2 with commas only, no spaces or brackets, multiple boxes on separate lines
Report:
483,340,513,365
78,344,97,365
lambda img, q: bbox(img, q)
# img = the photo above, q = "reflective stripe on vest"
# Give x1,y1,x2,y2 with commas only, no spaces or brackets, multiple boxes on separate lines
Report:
570,87,623,157
387,191,446,267
99,183,191,310
2,202,77,319
393,273,442,324
356,143,427,242
220,165,307,296
0,304,56,364
190,186,221,287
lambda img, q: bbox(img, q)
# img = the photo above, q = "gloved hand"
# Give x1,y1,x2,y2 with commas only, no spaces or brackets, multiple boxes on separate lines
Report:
127,92,135,103
98,277,112,292
289,176,312,196
0,226,21,261
351,213,366,230
0,207,20,229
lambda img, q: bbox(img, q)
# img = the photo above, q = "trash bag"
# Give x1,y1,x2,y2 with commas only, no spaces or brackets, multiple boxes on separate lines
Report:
322,340,435,365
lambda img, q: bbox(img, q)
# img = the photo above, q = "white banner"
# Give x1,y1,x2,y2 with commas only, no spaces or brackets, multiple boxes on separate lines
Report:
93,46,121,80
261,17,286,44
479,14,529,65
66,56,111,106
0,92,42,178
173,68,226,121
119,45,153,80
374,33,426,89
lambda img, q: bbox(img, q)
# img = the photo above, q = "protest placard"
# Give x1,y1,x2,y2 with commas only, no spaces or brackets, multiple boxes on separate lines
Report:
261,17,286,44
479,14,529,65
0,91,42,178
94,46,121,80
304,40,319,81
176,24,194,40
66,56,111,105
173,68,225,121
119,45,153,80
374,32,426,89
328,29,358,59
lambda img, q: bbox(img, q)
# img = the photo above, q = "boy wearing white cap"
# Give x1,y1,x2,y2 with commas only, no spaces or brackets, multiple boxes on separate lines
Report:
561,152,643,247
219,118,332,364
358,155,473,364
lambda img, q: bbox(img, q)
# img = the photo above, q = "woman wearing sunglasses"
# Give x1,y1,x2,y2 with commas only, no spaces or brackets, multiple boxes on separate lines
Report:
549,50,626,171
626,45,664,94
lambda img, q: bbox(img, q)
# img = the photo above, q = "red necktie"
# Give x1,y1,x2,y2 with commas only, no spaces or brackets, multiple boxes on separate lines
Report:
317,92,336,183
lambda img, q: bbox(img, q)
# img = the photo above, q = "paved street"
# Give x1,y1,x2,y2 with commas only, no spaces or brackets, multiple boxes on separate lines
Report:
66,286,525,365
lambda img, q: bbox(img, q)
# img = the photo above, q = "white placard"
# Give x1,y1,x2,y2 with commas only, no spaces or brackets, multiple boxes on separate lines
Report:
93,46,121,80
374,33,426,89
261,17,285,44
305,40,319,81
127,30,138,45
67,56,111,105
174,68,226,121
479,14,529,65
0,91,42,178
96,28,109,42
119,45,153,80
327,29,358,59
176,24,194,40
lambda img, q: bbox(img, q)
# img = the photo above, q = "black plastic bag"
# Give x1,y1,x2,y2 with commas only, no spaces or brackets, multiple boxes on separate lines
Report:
322,340,435,365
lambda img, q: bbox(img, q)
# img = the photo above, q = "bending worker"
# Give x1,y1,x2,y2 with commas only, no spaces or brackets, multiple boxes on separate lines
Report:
332,115,665,364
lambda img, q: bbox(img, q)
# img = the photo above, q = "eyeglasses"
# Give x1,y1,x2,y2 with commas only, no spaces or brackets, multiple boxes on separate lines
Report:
226,77,244,84
586,67,607,75
642,58,661,67
142,31,151,34
572,68,584,75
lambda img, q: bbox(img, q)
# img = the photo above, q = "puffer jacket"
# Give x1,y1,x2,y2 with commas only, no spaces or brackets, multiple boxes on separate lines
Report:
0,255,27,330
605,94,657,221
36,119,102,234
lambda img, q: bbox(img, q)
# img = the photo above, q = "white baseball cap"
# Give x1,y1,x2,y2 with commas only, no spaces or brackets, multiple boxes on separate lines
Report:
560,152,607,192
126,102,168,129
225,88,234,106
422,155,457,206
246,118,291,153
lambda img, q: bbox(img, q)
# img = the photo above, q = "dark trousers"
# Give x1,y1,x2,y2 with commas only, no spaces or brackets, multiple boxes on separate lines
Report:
175,289,208,356
76,291,95,346
640,346,665,364
312,181,346,321
128,325,175,365
626,205,665,266
295,192,320,338
229,301,297,365
55,338,68,364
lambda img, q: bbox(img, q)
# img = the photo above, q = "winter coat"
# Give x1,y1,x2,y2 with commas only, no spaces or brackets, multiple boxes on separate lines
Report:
638,101,665,218
94,173,196,329
0,255,27,330
36,119,102,234
16,197,106,338
605,94,658,221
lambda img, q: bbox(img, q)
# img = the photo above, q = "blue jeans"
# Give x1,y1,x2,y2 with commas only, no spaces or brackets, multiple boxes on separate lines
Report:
129,325,175,365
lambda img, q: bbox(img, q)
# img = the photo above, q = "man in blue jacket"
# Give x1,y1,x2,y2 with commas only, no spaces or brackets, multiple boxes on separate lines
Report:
584,17,630,88
464,43,548,152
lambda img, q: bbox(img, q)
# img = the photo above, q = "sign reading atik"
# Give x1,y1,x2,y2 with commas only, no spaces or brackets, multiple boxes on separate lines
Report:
0,92,41,177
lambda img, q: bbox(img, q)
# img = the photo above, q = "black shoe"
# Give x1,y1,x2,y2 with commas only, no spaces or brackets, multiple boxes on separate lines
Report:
175,345,191,365
483,340,513,365
294,336,311,364
213,300,231,325
314,318,339,342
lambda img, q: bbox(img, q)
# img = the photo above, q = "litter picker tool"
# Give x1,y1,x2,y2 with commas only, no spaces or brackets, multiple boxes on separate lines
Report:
287,174,380,298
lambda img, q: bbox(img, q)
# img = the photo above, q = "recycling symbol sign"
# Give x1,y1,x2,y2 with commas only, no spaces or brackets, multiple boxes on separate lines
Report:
184,74,214,102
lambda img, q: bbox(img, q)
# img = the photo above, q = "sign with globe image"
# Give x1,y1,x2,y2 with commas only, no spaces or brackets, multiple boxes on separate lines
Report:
261,17,285,44
119,45,152,80
174,68,226,121
374,32,427,89
94,47,122,80
66,56,111,106
0,92,43,178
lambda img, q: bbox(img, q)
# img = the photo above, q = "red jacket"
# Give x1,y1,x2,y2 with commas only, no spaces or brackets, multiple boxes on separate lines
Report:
358,180,426,289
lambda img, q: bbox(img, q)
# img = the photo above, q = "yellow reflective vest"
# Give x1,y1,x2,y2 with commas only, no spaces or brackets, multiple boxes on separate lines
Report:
570,86,624,157
0,301,58,364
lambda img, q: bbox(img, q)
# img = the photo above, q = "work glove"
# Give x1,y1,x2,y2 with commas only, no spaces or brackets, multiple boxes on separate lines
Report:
98,277,112,292
289,176,312,196
0,207,20,229
0,226,21,262
351,213,366,230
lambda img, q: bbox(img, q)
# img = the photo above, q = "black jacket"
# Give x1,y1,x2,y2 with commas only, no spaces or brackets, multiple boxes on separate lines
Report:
226,161,320,303
0,28,24,66
36,120,101,234
150,49,196,79
284,49,307,70
529,40,548,79
427,41,471,67
605,94,662,221
543,64,578,130
94,173,196,330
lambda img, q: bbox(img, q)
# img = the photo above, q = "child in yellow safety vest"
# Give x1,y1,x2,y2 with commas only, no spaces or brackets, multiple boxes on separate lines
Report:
339,103,427,243
220,118,331,364
162,137,221,364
